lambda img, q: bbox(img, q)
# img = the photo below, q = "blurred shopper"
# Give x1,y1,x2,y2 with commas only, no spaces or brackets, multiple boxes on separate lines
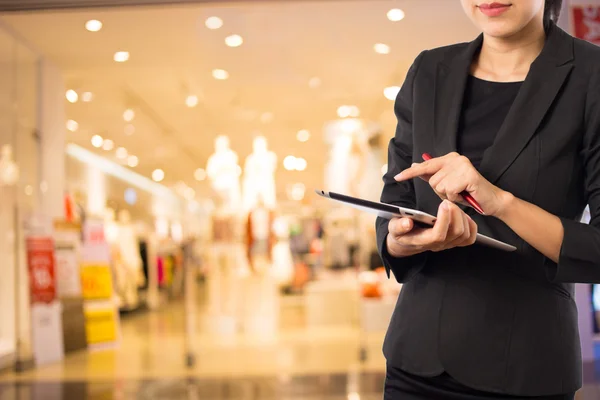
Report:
377,0,600,398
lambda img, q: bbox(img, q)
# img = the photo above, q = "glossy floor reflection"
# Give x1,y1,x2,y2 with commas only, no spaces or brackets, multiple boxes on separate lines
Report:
0,372,385,400
0,290,388,382
2,284,600,399
3,368,600,400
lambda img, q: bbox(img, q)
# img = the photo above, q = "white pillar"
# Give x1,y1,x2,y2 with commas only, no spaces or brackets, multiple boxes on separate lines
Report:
13,58,66,369
38,58,65,220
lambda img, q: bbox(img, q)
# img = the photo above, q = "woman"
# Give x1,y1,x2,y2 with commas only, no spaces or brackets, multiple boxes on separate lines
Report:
377,0,600,399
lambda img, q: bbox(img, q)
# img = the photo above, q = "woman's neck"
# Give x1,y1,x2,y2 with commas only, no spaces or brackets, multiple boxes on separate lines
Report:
472,21,546,82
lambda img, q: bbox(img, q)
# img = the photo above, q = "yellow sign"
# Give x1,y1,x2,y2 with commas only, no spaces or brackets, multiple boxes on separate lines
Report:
84,308,118,345
80,264,113,300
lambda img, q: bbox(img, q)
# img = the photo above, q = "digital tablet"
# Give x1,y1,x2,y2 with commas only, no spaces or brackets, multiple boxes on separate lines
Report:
315,190,516,252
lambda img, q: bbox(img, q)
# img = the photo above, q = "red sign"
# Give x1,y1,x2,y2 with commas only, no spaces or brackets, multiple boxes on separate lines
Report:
26,237,57,304
573,6,600,45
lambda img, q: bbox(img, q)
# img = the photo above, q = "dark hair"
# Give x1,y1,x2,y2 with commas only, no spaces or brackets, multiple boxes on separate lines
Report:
544,0,563,26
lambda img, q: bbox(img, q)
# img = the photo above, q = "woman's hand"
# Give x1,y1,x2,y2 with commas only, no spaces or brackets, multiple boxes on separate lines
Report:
386,200,478,257
395,152,510,217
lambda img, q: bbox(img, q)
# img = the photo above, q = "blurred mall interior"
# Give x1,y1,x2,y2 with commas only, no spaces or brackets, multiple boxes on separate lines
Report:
0,0,599,399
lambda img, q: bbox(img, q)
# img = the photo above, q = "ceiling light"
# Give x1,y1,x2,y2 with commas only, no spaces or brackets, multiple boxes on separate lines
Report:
82,92,93,102
212,69,229,80
194,168,207,181
91,135,103,148
283,156,297,171
297,130,310,142
124,188,137,205
225,34,243,47
384,86,401,101
85,19,103,32
260,112,274,123
387,8,406,22
309,77,321,88
184,187,196,200
288,183,306,201
124,124,135,135
374,43,391,55
116,147,128,160
102,139,114,151
338,106,360,118
123,109,135,122
205,16,223,30
66,90,78,103
114,51,129,63
127,155,139,167
295,157,307,171
66,120,79,132
186,95,199,108
337,106,351,118
152,169,165,182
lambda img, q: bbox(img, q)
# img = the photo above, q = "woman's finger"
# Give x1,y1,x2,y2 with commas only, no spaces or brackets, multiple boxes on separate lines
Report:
394,159,445,182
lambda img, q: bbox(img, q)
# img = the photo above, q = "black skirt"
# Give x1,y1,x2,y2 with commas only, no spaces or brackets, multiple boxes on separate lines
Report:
384,364,575,400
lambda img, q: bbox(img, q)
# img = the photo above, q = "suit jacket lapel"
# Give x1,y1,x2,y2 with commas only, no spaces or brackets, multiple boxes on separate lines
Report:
478,24,574,184
433,34,483,158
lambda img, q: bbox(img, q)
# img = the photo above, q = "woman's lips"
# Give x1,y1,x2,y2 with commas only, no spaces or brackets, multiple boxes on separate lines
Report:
478,2,511,17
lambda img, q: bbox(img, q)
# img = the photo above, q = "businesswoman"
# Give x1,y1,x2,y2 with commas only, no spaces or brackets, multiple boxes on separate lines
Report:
377,0,600,399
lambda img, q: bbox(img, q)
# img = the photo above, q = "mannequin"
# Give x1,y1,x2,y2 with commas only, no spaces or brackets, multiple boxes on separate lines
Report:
242,136,277,211
324,132,353,195
117,210,145,289
0,145,19,186
357,133,385,268
105,209,141,310
205,137,246,335
104,209,126,309
206,135,241,212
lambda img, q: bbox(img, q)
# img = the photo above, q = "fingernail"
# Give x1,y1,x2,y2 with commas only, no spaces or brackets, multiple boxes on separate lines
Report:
441,201,449,210
402,219,411,229
394,173,403,180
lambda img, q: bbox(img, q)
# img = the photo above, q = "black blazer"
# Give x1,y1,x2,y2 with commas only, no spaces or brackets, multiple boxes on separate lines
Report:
376,23,600,397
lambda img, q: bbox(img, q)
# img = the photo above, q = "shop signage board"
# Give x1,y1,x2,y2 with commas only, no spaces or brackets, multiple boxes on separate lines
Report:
80,219,121,350
572,6,600,45
26,237,57,304
53,220,88,354
80,264,114,300
25,235,65,366
53,221,82,297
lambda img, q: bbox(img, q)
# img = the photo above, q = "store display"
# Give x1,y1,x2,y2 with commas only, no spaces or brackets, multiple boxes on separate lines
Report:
246,204,275,273
270,216,294,288
80,219,121,350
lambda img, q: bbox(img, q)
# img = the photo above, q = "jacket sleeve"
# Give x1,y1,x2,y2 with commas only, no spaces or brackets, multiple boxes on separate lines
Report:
376,50,429,283
547,67,600,283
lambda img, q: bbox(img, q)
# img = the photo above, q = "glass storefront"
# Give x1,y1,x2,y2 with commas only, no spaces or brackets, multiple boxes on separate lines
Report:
0,22,40,367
